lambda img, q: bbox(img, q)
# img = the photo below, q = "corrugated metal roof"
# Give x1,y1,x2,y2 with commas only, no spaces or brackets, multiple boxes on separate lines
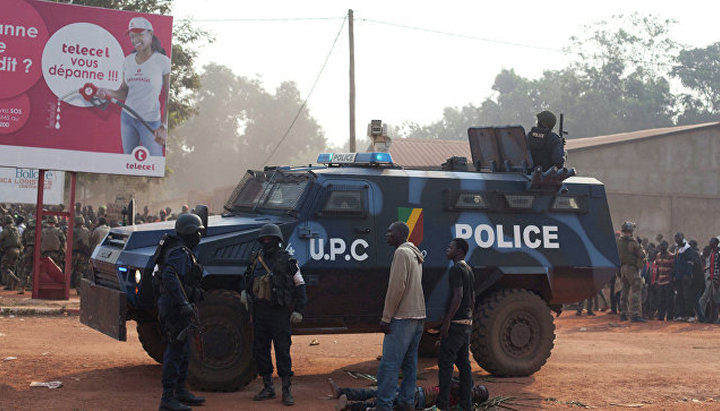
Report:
388,138,472,167
387,122,720,167
566,122,720,151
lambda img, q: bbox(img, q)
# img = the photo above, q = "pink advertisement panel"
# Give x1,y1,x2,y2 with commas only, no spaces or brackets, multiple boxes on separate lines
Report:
0,0,173,177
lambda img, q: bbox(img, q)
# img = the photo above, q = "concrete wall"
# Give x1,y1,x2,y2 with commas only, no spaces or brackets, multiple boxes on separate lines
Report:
569,126,720,197
569,126,720,244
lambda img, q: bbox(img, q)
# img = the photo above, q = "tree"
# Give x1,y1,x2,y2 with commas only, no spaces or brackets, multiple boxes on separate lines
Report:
168,63,326,192
672,43,720,124
399,14,679,140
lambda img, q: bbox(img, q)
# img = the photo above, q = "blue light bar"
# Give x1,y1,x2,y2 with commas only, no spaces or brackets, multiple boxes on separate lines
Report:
354,152,393,163
118,266,128,273
317,153,333,163
317,152,393,165
372,152,392,163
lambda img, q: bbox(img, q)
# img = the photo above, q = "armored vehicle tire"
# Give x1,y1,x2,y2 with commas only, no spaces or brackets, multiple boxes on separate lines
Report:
188,290,256,392
418,332,439,358
470,288,555,377
137,321,165,364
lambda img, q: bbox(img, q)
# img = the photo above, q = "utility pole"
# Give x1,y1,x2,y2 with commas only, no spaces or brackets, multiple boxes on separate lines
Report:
348,9,356,152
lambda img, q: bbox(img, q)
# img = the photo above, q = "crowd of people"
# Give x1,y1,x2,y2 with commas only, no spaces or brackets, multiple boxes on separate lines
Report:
0,201,189,294
575,223,720,324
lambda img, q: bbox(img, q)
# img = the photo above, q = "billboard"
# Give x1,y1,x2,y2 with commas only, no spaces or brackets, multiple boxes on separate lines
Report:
0,0,173,177
0,167,65,205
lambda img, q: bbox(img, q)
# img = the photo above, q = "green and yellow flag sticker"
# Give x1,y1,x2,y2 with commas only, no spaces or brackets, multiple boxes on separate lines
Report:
398,207,424,245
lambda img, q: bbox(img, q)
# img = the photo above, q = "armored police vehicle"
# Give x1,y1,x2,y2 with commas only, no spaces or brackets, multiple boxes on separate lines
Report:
81,125,619,392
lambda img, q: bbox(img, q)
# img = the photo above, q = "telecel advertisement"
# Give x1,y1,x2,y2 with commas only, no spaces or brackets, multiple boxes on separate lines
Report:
0,167,65,205
0,0,173,177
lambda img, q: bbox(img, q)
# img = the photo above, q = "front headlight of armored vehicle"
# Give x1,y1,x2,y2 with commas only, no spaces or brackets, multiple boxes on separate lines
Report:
134,269,142,284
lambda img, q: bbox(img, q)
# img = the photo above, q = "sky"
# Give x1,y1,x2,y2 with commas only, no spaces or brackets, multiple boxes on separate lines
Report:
172,0,720,149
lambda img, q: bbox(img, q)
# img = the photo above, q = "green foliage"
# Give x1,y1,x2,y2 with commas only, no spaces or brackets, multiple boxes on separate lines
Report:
672,43,720,124
400,14,681,140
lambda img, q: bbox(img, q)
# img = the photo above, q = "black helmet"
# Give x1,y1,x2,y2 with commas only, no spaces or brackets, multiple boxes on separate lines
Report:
258,223,283,242
536,110,557,130
621,221,635,232
174,213,204,236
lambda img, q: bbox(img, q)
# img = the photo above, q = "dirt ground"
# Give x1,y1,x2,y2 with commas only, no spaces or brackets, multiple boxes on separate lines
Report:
2,310,720,410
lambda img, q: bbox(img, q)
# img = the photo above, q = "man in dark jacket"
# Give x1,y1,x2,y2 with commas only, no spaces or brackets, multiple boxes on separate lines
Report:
673,232,701,321
526,110,566,171
437,238,474,411
157,213,206,411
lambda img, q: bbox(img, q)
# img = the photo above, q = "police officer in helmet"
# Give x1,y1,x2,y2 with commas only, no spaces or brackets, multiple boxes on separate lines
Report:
527,110,566,171
241,223,308,406
158,213,206,411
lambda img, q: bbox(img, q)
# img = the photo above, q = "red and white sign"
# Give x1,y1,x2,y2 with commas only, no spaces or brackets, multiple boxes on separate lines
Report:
0,0,172,177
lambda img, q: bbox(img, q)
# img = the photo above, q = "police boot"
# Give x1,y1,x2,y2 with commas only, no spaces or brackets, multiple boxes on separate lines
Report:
176,388,205,406
282,375,294,406
619,313,628,321
159,397,192,411
253,374,276,401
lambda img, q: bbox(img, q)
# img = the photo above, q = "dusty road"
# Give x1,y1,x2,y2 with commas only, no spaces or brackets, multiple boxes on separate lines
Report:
1,311,720,410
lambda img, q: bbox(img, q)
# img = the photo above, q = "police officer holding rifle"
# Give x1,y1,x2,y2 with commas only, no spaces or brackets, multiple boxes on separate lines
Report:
157,213,206,411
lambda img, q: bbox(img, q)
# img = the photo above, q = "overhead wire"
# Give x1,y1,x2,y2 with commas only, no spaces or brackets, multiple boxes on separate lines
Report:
357,17,565,53
193,13,701,75
261,16,347,166
189,12,714,150
356,17,715,75
194,17,344,22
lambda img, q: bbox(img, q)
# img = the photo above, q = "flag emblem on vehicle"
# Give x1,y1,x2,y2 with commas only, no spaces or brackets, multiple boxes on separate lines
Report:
398,207,423,245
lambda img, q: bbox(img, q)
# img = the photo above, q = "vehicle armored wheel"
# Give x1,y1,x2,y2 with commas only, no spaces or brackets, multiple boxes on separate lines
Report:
418,331,439,358
188,289,256,392
136,321,165,363
470,288,555,377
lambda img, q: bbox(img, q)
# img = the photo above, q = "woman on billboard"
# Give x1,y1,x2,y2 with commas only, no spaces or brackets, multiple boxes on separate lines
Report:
97,17,170,156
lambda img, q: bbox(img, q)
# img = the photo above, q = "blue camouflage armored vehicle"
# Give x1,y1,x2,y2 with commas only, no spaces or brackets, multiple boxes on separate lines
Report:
80,125,619,391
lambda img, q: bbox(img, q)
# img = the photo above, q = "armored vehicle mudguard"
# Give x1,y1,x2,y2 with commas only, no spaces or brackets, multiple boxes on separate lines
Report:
81,126,619,390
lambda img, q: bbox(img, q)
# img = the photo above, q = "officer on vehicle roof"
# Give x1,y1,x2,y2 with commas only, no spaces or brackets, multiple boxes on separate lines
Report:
241,223,307,406
157,213,206,411
527,110,566,172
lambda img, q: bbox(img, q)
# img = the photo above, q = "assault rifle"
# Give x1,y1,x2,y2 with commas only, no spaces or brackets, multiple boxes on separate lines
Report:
558,113,568,145
173,271,205,360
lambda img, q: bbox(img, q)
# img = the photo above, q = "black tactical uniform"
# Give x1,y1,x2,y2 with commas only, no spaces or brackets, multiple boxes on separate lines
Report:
157,213,206,411
244,223,308,406
527,110,566,171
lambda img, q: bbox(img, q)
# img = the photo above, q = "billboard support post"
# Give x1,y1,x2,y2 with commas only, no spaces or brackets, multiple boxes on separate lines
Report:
32,170,76,300
31,170,45,299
